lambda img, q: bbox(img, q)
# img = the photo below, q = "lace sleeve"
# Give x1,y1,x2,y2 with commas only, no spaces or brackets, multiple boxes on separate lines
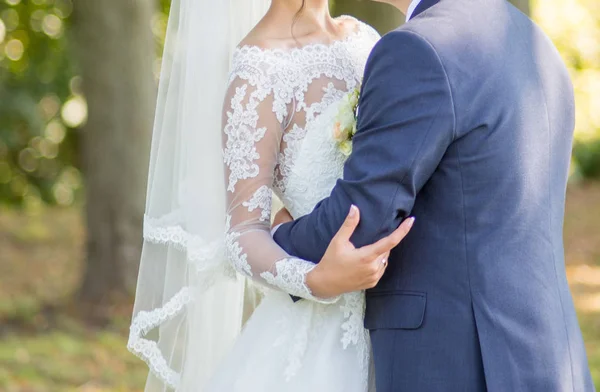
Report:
222,72,337,304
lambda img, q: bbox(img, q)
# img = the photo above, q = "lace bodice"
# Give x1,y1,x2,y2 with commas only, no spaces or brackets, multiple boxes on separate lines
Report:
222,16,380,301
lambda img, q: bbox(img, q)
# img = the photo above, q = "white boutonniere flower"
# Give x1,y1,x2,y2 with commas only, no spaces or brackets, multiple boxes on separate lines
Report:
333,86,360,157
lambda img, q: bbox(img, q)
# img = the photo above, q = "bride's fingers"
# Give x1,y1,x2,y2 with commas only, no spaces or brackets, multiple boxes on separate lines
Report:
378,254,389,275
359,217,415,258
368,252,389,279
365,256,388,289
334,205,360,243
376,252,389,270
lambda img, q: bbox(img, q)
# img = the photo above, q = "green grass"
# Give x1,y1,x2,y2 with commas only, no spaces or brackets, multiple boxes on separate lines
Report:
0,207,148,391
0,324,147,391
0,183,599,391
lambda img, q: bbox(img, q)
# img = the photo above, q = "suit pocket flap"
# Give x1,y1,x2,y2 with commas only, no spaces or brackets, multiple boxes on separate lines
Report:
364,291,426,330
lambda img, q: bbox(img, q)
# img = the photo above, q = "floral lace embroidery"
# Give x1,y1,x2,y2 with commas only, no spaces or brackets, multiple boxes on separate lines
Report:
128,287,194,390
223,85,268,193
274,123,307,194
226,17,379,205
305,83,346,124
143,214,231,276
242,185,272,222
340,291,366,348
224,229,253,277
284,320,310,381
131,16,380,390
269,299,312,381
340,292,371,391
260,258,339,304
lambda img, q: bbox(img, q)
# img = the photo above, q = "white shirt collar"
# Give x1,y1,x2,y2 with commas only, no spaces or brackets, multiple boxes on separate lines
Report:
406,0,423,21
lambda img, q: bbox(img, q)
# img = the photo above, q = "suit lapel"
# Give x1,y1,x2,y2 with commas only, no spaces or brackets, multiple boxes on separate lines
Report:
410,0,441,20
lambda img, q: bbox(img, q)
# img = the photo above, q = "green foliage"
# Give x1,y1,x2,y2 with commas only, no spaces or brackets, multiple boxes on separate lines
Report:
0,0,172,208
573,139,600,179
0,0,82,207
534,0,600,179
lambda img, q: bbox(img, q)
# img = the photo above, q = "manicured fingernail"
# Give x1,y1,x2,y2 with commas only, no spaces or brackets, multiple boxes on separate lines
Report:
407,217,415,227
349,205,358,217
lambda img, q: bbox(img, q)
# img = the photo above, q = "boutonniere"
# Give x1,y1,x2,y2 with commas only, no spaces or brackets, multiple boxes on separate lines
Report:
333,85,360,156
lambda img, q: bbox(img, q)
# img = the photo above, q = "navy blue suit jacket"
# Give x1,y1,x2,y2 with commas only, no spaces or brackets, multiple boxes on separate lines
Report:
275,0,594,390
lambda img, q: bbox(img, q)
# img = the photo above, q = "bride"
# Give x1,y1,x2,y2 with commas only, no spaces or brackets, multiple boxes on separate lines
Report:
128,0,410,390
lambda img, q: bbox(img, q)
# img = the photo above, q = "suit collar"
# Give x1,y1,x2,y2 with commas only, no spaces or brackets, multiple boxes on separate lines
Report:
409,0,441,20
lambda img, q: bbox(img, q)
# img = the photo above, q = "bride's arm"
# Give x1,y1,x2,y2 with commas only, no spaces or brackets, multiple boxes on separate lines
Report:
222,75,339,303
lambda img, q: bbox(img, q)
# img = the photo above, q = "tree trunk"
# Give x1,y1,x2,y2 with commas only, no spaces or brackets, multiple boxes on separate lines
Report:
332,0,403,34
73,0,155,302
509,0,530,15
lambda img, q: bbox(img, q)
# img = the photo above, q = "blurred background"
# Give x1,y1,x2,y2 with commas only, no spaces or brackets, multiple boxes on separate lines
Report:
0,0,598,390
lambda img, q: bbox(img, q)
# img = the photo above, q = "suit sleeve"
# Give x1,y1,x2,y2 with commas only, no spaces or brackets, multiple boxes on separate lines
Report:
274,30,456,261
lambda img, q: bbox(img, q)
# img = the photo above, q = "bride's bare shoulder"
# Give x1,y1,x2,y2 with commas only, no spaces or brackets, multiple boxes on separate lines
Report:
238,29,277,50
236,16,295,51
236,15,377,51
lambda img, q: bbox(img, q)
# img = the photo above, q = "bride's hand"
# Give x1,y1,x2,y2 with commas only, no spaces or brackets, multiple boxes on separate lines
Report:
307,206,415,299
272,207,293,229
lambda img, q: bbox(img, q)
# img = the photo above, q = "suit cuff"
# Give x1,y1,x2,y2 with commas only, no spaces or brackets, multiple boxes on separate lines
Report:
271,223,282,237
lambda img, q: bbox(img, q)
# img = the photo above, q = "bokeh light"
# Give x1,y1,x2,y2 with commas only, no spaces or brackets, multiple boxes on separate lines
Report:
54,0,73,19
30,9,46,32
42,13,62,38
52,182,73,206
18,147,39,173
5,38,24,61
45,119,66,144
1,8,19,31
38,138,58,159
61,96,88,128
39,94,61,120
0,18,6,44
69,75,83,95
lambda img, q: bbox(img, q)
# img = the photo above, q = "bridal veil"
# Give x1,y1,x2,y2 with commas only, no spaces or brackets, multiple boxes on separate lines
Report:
128,0,271,390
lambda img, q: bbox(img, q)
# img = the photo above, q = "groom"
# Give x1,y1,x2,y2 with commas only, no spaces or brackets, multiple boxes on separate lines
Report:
273,0,594,390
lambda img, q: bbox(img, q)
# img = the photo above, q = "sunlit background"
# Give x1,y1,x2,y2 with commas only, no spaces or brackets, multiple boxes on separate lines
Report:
0,0,598,390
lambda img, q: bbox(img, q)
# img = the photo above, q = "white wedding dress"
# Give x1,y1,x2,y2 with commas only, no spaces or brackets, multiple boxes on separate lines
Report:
207,17,381,392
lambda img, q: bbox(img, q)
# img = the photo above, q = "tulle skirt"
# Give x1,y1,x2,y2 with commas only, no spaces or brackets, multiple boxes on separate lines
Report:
205,289,374,392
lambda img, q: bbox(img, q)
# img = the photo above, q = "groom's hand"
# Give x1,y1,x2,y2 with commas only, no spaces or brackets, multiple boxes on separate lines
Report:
306,206,415,298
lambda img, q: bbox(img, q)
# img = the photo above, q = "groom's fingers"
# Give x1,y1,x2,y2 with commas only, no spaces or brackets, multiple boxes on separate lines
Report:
359,217,415,258
334,205,360,243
